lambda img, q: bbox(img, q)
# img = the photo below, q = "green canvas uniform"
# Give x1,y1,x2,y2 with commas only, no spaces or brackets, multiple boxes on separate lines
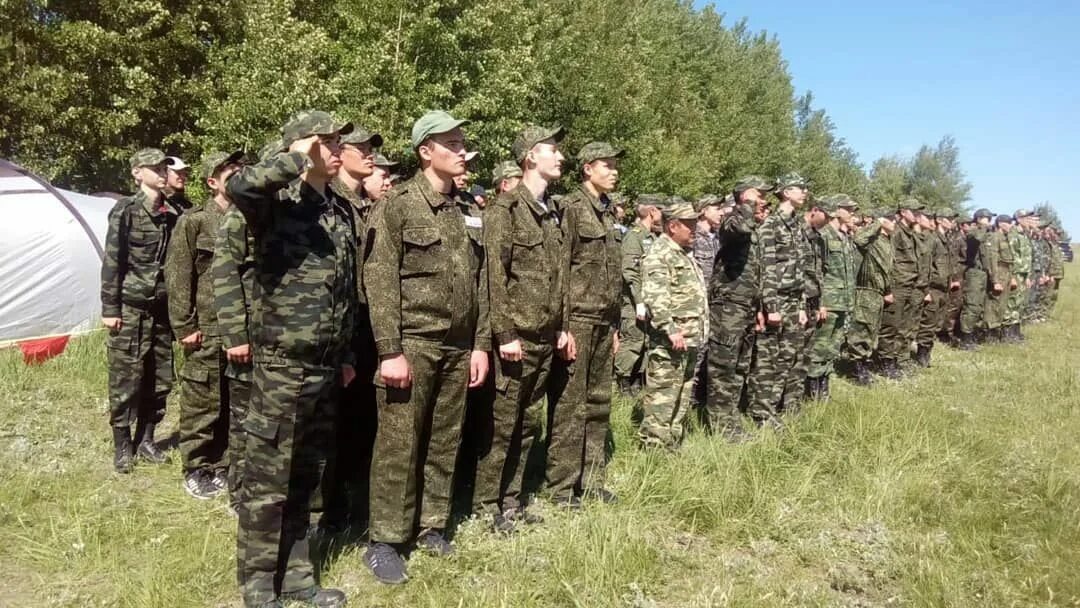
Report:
225,150,359,607
165,201,230,476
639,233,707,449
808,222,856,379
364,173,490,544
545,185,621,501
943,228,967,336
100,189,178,434
960,225,996,334
984,229,1013,330
614,222,655,382
876,221,922,362
916,229,952,349
847,220,891,361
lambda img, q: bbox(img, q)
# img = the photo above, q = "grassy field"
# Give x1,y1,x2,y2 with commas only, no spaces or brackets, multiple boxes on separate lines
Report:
1,270,1078,608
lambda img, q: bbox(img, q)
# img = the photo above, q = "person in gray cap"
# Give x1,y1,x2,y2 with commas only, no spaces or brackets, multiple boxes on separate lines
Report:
101,147,179,474
225,109,358,608
363,110,490,583
958,208,997,349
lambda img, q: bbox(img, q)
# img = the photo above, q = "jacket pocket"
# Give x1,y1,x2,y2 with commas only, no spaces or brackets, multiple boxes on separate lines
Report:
242,409,280,444
402,226,442,276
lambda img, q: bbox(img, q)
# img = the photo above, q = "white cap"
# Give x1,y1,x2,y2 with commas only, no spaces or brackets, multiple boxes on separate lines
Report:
464,150,480,162
165,156,190,171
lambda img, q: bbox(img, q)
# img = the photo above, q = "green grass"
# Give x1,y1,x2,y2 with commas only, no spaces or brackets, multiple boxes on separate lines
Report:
2,270,1078,607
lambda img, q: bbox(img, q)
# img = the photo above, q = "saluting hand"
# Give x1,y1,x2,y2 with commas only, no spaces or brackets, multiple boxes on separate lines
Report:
380,354,412,389
288,134,320,160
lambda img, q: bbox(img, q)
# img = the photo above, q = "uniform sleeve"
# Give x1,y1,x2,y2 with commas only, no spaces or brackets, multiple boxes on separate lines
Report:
473,235,492,352
723,203,756,236
213,212,252,350
484,203,517,346
100,204,128,318
622,231,645,307
225,151,306,231
983,233,1001,285
642,247,675,335
165,214,199,339
560,203,581,332
364,197,405,356
852,220,880,250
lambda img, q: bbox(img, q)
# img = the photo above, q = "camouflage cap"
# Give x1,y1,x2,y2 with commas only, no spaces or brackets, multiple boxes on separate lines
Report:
935,208,960,220
492,160,523,184
835,194,859,211
1014,208,1035,219
973,208,994,220
341,126,383,148
813,195,838,214
577,141,625,165
662,199,699,221
721,193,737,208
258,137,286,162
373,153,398,168
280,110,353,148
733,175,774,193
774,172,808,191
201,150,245,178
512,125,566,164
635,193,667,207
410,110,469,149
693,194,722,214
898,196,925,211
130,147,166,169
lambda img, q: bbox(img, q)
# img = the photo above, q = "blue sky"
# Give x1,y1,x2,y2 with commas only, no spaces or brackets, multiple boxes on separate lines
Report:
699,0,1080,237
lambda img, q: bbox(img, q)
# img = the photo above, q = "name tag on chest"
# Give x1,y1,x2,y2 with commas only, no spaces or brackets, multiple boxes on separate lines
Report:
464,216,482,229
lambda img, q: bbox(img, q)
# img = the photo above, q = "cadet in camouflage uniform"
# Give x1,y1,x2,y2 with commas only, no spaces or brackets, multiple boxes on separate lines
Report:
639,201,707,449
807,194,858,400
545,141,624,509
1004,209,1035,342
322,125,383,531
706,177,771,435
689,195,723,407
492,160,523,195
1045,226,1066,316
958,209,997,349
1027,222,1049,323
363,111,490,584
939,210,966,342
875,197,926,378
797,200,827,402
475,125,566,529
847,211,894,385
362,153,399,201
226,111,358,608
165,150,245,499
101,147,178,474
983,215,1016,341
614,197,663,393
914,212,955,367
748,173,811,418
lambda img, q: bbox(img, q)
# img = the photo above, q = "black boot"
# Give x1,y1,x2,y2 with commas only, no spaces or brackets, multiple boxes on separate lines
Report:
958,332,978,351
820,374,831,400
974,328,986,344
881,358,902,380
915,345,931,368
854,361,873,386
112,426,134,474
803,377,818,400
1015,324,1026,342
135,421,169,464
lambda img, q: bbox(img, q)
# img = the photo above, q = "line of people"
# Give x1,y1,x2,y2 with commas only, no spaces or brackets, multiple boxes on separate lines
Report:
99,109,1067,608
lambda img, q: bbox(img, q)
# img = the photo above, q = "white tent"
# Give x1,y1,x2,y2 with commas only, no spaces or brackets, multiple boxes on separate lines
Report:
0,158,116,346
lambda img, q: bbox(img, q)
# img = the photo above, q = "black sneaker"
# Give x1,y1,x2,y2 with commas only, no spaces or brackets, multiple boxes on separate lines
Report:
184,470,222,500
416,529,454,557
136,440,169,464
364,542,408,584
281,586,347,608
491,511,516,535
584,488,618,505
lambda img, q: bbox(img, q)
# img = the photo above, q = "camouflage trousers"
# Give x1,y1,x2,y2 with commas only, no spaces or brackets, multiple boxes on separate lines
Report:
225,362,252,510
613,306,646,382
106,304,174,428
639,341,698,449
1005,274,1028,325
790,306,819,410
877,286,921,361
808,310,848,378
177,338,229,474
546,321,614,501
916,288,948,349
960,269,988,334
474,337,552,514
983,279,1012,330
705,300,757,430
847,289,884,361
237,359,338,607
748,297,804,418
1024,282,1044,321
943,284,964,336
369,341,469,543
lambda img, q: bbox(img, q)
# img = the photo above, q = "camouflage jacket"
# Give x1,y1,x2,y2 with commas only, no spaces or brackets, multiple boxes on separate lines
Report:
486,182,565,344
926,230,952,291
759,207,809,314
802,219,823,306
692,223,719,288
1008,230,1033,276
889,222,922,290
854,223,893,296
560,185,622,327
225,151,358,367
988,230,1013,286
642,233,708,348
212,206,256,351
164,200,228,338
621,221,656,309
1031,237,1048,276
818,222,856,312
330,177,376,306
1047,239,1065,279
710,202,760,308
365,173,490,355
948,230,966,283
964,226,995,274
100,189,181,317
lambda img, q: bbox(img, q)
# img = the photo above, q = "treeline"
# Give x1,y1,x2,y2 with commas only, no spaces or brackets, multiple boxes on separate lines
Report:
1,0,972,210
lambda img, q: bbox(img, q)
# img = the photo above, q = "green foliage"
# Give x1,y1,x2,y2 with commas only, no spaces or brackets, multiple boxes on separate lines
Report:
1033,202,1071,241
866,136,973,213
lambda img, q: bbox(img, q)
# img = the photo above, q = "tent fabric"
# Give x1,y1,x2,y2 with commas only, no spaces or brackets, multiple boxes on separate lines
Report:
0,159,116,346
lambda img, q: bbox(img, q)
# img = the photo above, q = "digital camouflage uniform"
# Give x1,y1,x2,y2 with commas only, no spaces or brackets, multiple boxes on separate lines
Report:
226,142,359,607
1027,233,1048,322
212,206,255,509
690,210,720,405
475,180,563,515
984,226,1014,331
706,197,763,429
915,227,952,353
614,218,656,383
1005,225,1033,328
100,158,179,444
165,199,230,476
808,219,856,380
546,179,622,501
364,172,490,544
876,211,923,366
847,219,891,362
639,226,707,449
959,220,997,336
793,216,822,403
749,204,809,417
